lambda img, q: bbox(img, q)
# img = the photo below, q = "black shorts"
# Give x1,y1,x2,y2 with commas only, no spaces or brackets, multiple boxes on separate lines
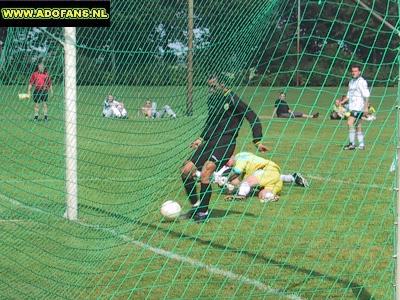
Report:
350,110,363,120
33,90,48,103
190,135,236,169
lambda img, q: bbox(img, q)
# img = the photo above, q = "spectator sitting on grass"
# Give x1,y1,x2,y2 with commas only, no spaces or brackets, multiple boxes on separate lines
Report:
141,99,176,119
103,94,128,119
273,92,319,119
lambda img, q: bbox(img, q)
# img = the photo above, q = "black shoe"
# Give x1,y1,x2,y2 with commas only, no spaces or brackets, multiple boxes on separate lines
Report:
180,206,199,219
313,112,319,118
193,211,209,223
343,143,356,150
34,116,39,122
293,173,309,187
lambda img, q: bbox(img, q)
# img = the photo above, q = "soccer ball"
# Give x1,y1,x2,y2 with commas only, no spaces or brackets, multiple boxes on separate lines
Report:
160,200,182,220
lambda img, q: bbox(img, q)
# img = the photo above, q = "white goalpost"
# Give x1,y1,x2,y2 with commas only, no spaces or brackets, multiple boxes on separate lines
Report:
63,27,78,221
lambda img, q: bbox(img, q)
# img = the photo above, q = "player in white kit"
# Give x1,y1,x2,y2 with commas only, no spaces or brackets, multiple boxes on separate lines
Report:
340,65,370,150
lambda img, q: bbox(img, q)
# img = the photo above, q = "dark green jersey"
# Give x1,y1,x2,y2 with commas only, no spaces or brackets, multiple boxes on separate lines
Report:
200,89,263,143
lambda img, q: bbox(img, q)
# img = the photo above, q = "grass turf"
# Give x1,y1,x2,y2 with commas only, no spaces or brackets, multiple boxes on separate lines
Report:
0,85,395,299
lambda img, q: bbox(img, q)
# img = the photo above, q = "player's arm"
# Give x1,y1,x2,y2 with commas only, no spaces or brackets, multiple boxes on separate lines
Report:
237,99,269,152
340,96,349,105
364,98,370,115
27,84,32,95
27,73,35,95
48,76,53,96
360,79,370,114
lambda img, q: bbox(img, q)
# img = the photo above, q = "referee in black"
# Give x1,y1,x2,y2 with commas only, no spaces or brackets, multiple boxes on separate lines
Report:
181,75,269,222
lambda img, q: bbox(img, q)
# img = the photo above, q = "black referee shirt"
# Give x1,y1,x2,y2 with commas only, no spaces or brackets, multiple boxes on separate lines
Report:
200,89,263,144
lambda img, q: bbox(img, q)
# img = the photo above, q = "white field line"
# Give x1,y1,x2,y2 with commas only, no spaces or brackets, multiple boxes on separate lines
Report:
307,175,393,191
0,192,303,300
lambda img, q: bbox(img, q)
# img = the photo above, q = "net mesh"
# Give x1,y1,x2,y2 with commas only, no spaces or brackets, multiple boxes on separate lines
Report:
0,0,398,298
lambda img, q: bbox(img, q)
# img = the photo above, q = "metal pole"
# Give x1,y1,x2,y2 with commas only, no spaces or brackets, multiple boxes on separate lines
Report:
187,0,194,116
396,50,400,300
296,0,301,86
64,27,78,221
353,0,400,36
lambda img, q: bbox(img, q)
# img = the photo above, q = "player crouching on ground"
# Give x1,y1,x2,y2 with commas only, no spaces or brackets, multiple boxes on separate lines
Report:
330,96,349,120
103,94,128,119
222,152,284,203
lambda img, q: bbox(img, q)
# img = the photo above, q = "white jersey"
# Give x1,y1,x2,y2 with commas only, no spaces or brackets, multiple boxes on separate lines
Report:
347,76,370,112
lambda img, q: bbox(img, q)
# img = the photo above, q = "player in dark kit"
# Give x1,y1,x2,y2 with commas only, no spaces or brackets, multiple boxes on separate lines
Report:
181,75,269,222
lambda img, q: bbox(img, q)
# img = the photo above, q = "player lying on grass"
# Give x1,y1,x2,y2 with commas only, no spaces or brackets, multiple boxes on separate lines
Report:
273,92,319,119
103,94,128,119
221,152,307,202
194,152,308,199
195,162,308,190
330,96,349,120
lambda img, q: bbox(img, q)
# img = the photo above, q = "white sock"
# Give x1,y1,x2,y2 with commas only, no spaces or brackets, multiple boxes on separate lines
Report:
280,174,294,183
238,182,251,197
357,132,364,146
349,126,356,145
214,165,230,177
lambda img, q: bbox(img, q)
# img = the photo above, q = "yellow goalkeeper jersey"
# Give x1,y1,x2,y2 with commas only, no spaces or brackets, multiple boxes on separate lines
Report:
232,152,280,176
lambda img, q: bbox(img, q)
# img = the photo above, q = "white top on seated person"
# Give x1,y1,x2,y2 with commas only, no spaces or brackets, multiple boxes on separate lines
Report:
141,99,176,119
103,94,128,118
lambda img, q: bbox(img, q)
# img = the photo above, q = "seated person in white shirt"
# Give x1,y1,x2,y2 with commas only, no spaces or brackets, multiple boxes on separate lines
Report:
141,99,176,119
103,94,128,119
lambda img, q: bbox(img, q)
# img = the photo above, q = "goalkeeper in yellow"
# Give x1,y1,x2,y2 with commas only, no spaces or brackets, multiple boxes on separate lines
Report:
225,152,284,202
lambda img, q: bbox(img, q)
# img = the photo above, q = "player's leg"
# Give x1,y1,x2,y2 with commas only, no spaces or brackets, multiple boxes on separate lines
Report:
294,112,319,118
197,160,216,217
258,188,280,203
103,108,113,118
182,140,210,216
258,170,283,203
111,106,121,118
151,102,158,118
194,136,236,221
238,175,259,197
355,117,365,149
33,91,40,121
277,113,291,118
163,105,177,118
34,102,39,121
344,115,356,150
225,175,260,201
181,160,199,207
42,92,49,121
119,106,128,118
280,173,308,187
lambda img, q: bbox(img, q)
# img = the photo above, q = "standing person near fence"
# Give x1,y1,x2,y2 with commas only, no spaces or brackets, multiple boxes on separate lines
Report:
27,62,53,122
340,65,370,150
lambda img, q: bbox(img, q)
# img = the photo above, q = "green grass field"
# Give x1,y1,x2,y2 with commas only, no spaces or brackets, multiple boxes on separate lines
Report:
0,85,395,299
